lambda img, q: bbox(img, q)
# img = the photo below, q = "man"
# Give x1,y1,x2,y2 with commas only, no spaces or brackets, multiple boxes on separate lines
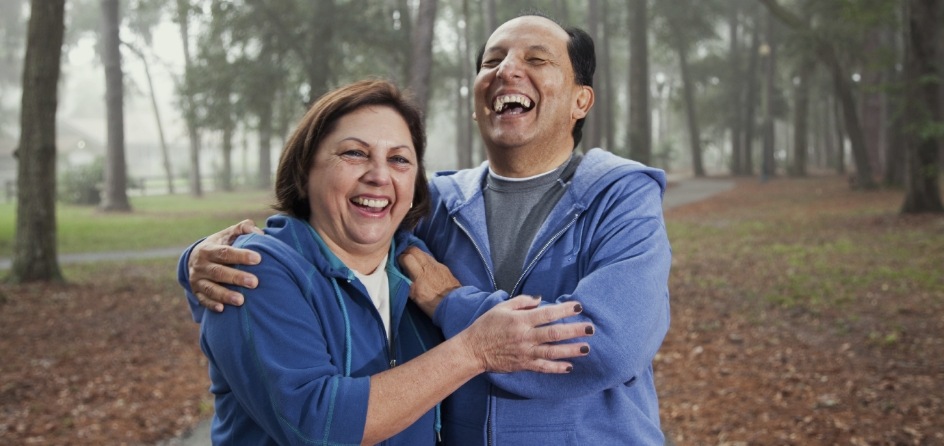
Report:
182,14,671,445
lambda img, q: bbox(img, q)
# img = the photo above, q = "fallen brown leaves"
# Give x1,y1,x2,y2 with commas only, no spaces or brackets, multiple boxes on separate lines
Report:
0,261,209,445
659,176,944,445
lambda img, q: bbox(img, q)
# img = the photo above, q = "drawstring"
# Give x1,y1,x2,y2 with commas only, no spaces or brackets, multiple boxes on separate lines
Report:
330,277,352,377
406,311,442,442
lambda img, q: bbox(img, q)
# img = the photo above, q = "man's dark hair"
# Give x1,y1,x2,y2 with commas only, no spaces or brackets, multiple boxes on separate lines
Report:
474,12,596,149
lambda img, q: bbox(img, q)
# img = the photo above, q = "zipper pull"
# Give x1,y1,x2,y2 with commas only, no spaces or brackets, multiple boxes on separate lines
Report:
389,359,397,368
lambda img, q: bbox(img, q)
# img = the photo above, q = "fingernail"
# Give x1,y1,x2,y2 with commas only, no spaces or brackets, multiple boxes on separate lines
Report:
565,366,573,373
242,277,257,288
585,325,594,335
573,303,583,313
580,345,590,354
213,304,224,313
249,254,261,264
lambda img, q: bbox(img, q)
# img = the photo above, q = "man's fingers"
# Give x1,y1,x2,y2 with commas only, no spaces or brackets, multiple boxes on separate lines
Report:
194,278,246,307
208,245,261,267
235,219,264,236
398,248,423,280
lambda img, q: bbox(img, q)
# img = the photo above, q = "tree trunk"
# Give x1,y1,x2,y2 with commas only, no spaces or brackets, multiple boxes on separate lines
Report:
176,0,202,197
127,43,174,194
100,0,131,212
584,0,602,150
741,3,761,176
901,0,944,213
408,0,437,117
257,99,273,189
305,1,335,101
727,3,743,175
760,10,776,180
791,51,814,177
676,41,705,176
628,0,651,164
600,0,615,150
11,0,65,283
455,0,473,169
832,93,847,175
861,29,886,176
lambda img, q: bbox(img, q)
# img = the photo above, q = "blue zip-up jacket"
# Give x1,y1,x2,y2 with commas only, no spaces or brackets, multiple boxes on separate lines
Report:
414,148,671,445
181,215,444,445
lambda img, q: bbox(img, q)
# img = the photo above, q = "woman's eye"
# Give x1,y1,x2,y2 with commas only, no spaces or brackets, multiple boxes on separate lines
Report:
341,150,367,158
390,155,411,165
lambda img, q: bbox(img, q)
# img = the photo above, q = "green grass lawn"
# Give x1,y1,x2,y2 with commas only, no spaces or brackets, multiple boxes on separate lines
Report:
0,190,276,257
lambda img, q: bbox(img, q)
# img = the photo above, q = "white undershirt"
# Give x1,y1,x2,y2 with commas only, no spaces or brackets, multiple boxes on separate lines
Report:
352,254,391,344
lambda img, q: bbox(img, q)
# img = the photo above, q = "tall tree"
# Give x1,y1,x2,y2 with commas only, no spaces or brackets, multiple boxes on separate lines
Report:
409,0,438,116
175,0,203,197
759,8,777,180
100,0,131,211
584,0,602,150
10,0,65,283
726,1,744,175
760,0,877,189
628,0,651,163
900,0,943,213
740,3,761,176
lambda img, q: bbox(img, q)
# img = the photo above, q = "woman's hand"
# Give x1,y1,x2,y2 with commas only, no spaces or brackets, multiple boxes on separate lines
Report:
459,295,594,374
188,219,264,312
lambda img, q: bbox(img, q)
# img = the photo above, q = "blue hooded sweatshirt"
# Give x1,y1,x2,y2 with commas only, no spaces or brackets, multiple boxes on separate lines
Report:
182,215,444,445
414,148,672,445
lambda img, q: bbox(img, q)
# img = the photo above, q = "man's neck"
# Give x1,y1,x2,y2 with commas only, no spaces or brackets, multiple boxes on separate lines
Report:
486,145,574,178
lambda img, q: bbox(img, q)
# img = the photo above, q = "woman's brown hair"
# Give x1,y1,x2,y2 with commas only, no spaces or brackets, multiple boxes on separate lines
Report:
273,79,429,231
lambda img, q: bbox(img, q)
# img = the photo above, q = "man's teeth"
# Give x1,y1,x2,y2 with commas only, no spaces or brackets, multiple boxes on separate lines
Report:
493,94,533,112
352,197,389,209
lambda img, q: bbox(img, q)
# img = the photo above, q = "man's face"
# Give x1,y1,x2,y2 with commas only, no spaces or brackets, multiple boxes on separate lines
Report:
473,16,591,155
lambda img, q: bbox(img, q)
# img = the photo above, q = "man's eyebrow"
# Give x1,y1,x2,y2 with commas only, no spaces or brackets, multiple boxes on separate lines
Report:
483,44,555,55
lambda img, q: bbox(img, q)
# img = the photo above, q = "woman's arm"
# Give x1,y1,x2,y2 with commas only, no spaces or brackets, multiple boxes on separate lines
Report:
362,295,591,445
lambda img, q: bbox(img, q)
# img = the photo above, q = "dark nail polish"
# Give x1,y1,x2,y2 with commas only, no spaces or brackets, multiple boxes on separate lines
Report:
573,303,583,313
580,345,590,354
585,325,594,335
565,366,573,373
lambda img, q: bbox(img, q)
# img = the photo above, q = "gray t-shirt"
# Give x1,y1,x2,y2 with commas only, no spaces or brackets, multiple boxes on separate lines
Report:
484,154,582,293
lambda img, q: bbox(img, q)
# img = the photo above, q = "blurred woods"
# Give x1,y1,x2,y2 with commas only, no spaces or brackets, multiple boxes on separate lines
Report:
3,0,943,282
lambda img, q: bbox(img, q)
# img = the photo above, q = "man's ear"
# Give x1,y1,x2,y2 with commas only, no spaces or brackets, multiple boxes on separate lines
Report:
572,86,594,120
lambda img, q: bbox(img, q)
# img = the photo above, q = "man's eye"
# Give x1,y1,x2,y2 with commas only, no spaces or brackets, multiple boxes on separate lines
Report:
482,59,500,68
528,58,546,64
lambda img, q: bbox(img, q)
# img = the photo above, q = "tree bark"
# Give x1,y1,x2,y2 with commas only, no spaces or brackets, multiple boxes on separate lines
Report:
741,3,761,176
584,0,602,150
628,0,651,164
676,40,705,176
408,0,437,117
100,0,131,211
176,0,202,197
901,0,944,213
791,48,814,177
760,9,776,180
126,43,174,194
727,3,743,175
11,0,65,283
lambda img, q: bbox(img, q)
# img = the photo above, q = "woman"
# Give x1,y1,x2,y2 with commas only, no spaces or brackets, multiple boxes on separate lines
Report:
194,80,592,445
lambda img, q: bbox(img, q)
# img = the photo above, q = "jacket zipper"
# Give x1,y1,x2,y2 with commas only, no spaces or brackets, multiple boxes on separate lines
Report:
451,216,498,291
510,211,582,296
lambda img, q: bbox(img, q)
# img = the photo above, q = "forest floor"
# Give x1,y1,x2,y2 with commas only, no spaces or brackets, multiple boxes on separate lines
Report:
0,175,942,445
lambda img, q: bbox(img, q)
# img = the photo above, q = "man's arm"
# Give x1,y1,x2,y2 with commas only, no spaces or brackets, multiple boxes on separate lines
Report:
176,219,264,315
405,176,671,400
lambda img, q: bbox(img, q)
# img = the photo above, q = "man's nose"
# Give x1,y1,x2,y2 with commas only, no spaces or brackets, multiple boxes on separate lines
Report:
496,57,522,80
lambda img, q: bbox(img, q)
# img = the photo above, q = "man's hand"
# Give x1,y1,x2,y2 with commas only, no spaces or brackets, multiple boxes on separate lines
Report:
398,247,460,317
188,219,264,312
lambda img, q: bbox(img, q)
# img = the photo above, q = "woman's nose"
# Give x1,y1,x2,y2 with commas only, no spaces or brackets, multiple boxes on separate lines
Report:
361,158,391,186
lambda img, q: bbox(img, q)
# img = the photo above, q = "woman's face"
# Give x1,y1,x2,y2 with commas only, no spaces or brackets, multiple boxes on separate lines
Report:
306,105,417,264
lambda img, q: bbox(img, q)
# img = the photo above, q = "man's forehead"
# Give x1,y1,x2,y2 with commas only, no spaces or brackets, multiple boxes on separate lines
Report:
485,16,568,51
